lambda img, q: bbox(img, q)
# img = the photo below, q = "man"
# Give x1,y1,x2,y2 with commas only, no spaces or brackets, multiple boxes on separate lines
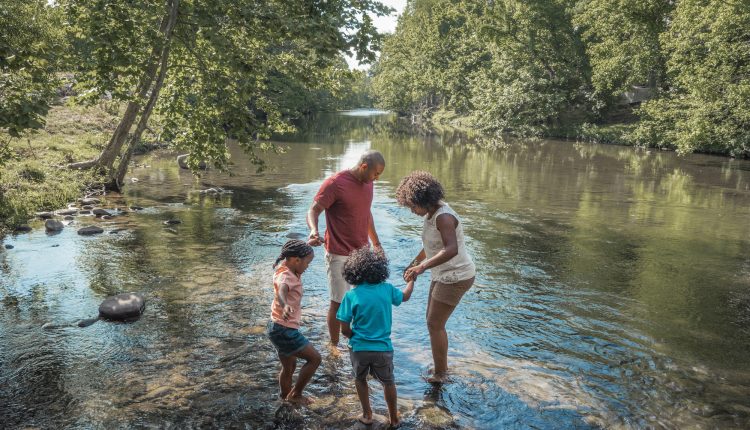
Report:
307,150,385,346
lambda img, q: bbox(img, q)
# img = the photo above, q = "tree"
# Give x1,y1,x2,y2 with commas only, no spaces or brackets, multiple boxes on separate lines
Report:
0,1,64,143
632,0,750,156
573,0,673,104
63,0,391,189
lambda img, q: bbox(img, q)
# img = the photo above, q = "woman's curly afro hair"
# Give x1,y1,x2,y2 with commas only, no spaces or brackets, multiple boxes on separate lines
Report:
395,170,445,209
342,247,390,285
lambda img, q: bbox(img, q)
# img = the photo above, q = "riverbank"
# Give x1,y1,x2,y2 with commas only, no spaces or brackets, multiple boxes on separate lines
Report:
0,103,120,233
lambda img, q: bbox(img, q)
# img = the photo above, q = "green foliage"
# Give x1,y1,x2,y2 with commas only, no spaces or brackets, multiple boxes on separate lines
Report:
372,0,750,155
573,0,673,100
0,0,65,137
633,0,750,156
62,0,390,170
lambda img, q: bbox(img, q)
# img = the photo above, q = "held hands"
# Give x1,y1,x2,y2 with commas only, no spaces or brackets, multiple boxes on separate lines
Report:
403,263,426,282
282,304,294,321
307,231,323,247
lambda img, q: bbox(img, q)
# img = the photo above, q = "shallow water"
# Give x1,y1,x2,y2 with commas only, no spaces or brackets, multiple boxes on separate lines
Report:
2,110,750,429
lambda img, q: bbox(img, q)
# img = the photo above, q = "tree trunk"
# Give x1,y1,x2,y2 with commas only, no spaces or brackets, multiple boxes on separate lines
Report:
112,41,173,190
68,0,180,182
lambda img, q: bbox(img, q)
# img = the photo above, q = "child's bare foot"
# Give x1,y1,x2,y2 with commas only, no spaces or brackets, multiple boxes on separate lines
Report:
285,394,314,405
356,414,374,425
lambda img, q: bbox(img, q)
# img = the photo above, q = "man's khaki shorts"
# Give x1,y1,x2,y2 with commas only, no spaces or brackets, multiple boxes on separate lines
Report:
326,253,351,303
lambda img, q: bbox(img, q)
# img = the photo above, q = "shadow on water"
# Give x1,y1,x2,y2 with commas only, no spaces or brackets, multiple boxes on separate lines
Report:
2,109,750,428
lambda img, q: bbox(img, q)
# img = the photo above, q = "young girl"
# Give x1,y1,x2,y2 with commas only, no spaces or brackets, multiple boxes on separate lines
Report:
267,239,321,405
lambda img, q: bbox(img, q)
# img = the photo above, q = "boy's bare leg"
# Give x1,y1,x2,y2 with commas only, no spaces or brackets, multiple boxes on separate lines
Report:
354,378,373,424
279,354,297,399
426,299,458,382
327,300,342,346
383,383,400,426
286,344,321,405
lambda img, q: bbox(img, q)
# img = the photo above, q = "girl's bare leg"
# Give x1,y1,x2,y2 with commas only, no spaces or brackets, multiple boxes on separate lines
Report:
279,354,297,399
286,344,321,404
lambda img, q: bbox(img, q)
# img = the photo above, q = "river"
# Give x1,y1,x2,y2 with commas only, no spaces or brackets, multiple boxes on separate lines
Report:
1,110,750,429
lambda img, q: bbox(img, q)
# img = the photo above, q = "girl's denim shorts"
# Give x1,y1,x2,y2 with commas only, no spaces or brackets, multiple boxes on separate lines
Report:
267,321,309,357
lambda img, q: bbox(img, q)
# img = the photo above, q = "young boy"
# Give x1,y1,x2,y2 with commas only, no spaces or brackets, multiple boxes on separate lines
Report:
336,247,414,426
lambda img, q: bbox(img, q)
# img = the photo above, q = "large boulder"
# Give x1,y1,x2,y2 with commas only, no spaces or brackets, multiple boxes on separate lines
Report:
14,225,32,233
35,212,54,219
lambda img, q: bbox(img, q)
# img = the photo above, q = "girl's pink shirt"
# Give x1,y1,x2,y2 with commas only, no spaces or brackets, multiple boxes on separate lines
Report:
270,264,304,329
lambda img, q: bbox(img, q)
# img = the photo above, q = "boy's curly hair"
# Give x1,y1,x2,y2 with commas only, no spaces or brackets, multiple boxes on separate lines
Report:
342,247,390,285
395,170,445,209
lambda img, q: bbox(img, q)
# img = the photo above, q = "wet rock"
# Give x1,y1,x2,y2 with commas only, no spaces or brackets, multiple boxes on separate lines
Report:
101,215,113,220
14,225,32,233
177,154,208,170
4,244,14,249
129,206,144,211
82,205,94,210
99,292,146,320
64,215,75,221
56,208,78,216
93,208,112,217
79,198,100,205
79,210,92,215
45,219,64,232
163,219,182,225
109,228,127,234
36,211,54,219
78,226,104,235
51,244,60,247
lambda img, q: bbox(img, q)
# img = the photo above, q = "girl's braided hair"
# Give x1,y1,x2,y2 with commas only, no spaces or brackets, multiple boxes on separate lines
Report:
342,247,390,285
273,239,314,268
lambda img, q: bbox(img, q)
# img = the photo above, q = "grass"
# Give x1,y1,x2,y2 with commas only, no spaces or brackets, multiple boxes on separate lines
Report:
0,102,121,232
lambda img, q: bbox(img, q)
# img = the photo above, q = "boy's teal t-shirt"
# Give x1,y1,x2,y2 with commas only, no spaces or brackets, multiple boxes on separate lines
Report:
336,282,404,352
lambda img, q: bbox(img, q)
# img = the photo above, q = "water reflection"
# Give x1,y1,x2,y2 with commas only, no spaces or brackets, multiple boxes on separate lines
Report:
2,111,750,428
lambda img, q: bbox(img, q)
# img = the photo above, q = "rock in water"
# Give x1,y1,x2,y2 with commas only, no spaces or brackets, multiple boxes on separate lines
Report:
78,293,146,327
45,219,64,232
99,293,145,320
78,226,104,235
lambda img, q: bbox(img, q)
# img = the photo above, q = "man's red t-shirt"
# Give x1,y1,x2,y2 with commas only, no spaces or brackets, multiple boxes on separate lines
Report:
314,170,373,256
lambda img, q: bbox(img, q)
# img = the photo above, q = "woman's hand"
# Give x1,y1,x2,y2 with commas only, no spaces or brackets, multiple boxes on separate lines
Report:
404,263,425,282
282,304,294,321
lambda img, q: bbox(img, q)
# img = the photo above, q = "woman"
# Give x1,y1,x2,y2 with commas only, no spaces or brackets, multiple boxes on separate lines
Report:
397,171,476,383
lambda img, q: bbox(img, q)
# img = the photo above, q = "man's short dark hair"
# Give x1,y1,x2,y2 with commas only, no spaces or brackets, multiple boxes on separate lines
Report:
342,247,389,285
358,150,385,168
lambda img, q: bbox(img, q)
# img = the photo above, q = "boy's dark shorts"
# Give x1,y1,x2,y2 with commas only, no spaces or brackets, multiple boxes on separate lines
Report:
349,350,395,385
268,321,309,357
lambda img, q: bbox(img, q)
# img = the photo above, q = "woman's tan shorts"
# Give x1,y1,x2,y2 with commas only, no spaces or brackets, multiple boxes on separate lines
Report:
429,277,475,306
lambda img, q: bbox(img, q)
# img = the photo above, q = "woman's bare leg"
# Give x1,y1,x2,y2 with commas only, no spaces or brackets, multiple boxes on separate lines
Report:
426,298,458,382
